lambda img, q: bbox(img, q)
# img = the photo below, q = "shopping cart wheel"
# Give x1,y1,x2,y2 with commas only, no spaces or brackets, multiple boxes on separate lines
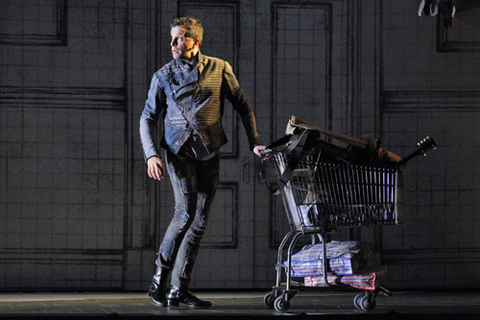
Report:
353,293,363,310
274,294,290,313
360,296,376,311
263,292,275,308
354,293,376,311
353,292,376,312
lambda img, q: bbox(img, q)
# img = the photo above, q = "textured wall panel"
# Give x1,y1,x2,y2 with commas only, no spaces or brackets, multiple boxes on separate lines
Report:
0,0,68,46
381,92,480,288
437,4,480,52
0,0,128,290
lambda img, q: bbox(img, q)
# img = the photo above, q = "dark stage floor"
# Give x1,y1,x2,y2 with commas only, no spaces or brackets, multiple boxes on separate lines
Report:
1,289,480,319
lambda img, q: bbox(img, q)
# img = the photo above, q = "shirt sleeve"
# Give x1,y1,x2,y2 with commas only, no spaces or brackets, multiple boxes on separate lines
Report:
139,73,166,162
222,61,263,150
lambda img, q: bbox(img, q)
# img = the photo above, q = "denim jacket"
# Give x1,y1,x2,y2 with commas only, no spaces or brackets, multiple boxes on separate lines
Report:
139,52,262,161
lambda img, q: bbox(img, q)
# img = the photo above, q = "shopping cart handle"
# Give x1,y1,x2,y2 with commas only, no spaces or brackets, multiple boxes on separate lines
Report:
260,148,273,160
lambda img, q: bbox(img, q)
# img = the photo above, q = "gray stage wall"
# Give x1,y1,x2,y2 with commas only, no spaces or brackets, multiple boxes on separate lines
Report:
1,0,479,291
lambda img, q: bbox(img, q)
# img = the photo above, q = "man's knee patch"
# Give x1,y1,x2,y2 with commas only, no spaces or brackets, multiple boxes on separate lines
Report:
160,238,175,256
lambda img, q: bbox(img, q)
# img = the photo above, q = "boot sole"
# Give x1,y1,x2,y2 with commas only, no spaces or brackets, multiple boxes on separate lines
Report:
148,293,167,307
168,298,211,308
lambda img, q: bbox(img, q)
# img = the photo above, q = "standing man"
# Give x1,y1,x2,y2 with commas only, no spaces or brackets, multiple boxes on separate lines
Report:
139,17,265,308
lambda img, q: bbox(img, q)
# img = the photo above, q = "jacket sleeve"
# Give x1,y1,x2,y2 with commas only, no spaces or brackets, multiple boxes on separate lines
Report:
139,73,166,162
222,61,263,150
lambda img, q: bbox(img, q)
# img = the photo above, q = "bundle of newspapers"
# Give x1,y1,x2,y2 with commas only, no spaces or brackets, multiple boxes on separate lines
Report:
286,240,388,290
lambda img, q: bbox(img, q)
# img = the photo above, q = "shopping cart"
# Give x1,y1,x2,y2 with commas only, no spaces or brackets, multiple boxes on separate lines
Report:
261,117,436,313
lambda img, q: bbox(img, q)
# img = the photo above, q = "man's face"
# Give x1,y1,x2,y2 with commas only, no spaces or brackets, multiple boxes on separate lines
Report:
170,26,196,61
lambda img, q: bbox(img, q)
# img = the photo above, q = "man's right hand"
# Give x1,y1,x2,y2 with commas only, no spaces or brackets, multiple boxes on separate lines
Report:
147,156,165,181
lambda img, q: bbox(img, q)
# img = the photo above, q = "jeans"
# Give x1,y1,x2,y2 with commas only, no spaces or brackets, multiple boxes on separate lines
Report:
155,149,220,289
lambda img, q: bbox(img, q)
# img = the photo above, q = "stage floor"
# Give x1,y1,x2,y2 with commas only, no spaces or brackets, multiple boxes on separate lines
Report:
1,290,480,319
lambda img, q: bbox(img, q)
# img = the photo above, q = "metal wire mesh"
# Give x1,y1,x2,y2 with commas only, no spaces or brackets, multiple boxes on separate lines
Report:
271,151,404,232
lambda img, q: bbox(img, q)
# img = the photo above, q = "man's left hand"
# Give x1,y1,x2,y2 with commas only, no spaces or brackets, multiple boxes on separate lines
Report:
253,145,267,157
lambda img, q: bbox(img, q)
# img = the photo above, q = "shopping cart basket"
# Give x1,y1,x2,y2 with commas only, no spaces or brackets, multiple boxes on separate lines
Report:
261,117,436,313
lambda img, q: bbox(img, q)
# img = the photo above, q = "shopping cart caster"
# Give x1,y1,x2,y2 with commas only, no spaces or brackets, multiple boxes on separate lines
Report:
263,292,275,308
264,288,284,309
353,292,376,312
274,294,291,313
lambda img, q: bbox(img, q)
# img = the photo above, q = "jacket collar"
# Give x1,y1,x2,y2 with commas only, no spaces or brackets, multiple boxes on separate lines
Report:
174,51,204,70
171,51,203,100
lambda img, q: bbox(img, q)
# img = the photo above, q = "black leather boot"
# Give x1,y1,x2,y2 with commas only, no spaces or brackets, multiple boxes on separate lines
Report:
147,267,169,307
167,286,212,308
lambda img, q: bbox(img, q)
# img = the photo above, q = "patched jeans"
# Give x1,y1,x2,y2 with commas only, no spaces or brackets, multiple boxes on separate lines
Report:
155,149,220,289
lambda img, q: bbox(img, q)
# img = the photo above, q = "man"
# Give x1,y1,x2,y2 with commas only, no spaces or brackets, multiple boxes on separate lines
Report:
139,17,265,308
